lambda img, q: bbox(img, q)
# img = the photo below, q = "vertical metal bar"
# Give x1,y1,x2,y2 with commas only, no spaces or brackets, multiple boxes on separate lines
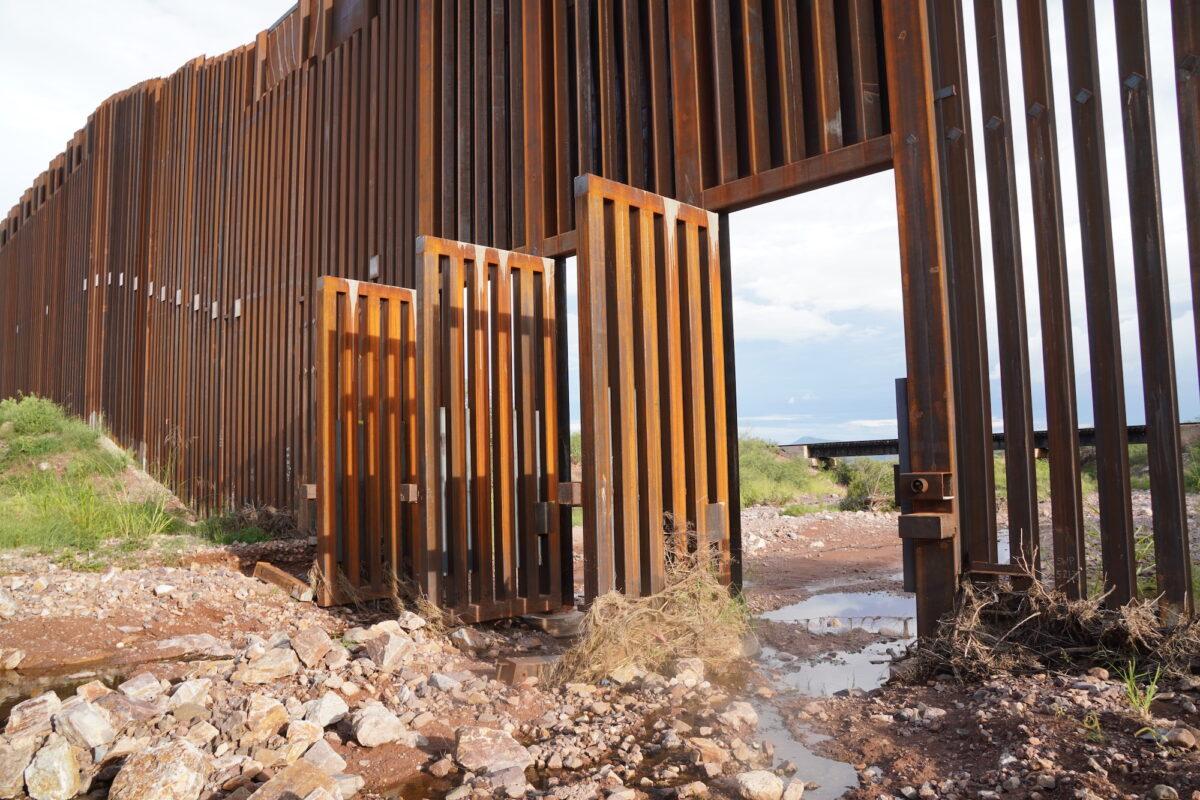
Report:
973,0,1039,576
1015,0,1086,598
1113,0,1192,616
1062,0,1137,605
576,175,616,601
717,212,743,591
896,377,916,594
926,0,997,568
882,0,960,637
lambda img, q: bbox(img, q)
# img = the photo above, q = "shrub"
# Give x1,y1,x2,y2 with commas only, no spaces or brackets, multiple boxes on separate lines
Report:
836,458,895,511
738,436,837,507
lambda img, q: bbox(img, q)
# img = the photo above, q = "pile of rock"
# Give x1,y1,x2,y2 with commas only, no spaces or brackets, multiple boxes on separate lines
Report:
0,609,464,800
437,657,808,800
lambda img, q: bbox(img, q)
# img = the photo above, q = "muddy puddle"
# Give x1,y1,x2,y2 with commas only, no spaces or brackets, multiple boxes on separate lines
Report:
0,664,131,720
760,639,912,696
761,589,916,637
751,700,857,800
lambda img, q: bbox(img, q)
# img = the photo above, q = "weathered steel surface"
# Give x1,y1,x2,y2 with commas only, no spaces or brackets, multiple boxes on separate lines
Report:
416,236,564,622
315,276,419,606
575,174,732,601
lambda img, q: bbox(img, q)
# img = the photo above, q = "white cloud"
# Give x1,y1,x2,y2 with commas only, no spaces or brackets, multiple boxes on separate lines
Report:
730,296,848,344
0,0,285,206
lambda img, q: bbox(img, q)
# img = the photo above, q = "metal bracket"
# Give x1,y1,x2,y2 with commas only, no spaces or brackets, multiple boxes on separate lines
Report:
898,512,957,540
897,471,953,502
556,481,581,506
398,483,419,503
934,84,957,101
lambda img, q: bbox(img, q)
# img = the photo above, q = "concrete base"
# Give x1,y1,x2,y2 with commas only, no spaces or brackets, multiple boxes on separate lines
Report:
496,654,561,685
522,608,585,638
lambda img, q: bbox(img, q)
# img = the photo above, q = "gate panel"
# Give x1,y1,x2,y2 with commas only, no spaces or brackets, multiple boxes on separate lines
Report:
417,236,563,622
315,276,420,606
575,174,731,604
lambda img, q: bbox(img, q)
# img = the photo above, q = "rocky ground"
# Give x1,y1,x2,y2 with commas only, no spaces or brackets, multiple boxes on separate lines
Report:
0,503,1196,800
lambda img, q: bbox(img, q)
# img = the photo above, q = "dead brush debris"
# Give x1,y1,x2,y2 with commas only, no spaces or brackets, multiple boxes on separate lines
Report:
553,554,750,685
914,575,1200,682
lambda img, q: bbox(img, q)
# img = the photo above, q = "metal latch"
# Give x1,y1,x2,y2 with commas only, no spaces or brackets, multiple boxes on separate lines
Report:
897,471,953,502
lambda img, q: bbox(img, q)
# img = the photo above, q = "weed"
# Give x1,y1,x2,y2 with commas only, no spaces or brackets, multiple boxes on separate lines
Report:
1117,659,1161,719
1081,711,1105,743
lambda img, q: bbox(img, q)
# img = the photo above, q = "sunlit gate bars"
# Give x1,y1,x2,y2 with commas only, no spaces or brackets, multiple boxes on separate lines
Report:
315,277,419,607
416,236,565,621
575,174,732,602
316,243,566,622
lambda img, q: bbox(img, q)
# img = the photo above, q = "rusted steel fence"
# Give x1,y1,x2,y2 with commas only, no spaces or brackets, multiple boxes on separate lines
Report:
315,277,419,607
416,237,565,621
575,174,732,603
1,0,1197,630
924,0,1196,620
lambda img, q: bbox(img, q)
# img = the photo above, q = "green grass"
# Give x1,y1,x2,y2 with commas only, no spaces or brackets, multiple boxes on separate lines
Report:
781,502,826,517
1116,659,1161,720
738,436,840,508
196,513,272,545
0,395,184,559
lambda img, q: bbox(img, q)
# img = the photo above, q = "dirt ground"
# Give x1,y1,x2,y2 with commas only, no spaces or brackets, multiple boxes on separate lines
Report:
1,505,1198,800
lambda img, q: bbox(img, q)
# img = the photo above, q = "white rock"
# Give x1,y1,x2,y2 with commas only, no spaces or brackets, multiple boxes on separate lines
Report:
782,779,805,800
735,771,784,800
429,672,461,691
0,736,37,798
352,703,411,748
53,700,116,749
0,590,16,618
718,701,759,731
454,726,533,775
246,759,338,799
291,627,334,668
244,694,288,744
334,773,365,799
23,735,81,800
362,632,411,673
5,692,61,738
450,628,488,652
169,679,212,708
395,610,427,630
233,647,300,684
304,692,349,728
302,739,346,774
154,584,175,597
118,673,163,701
109,739,210,800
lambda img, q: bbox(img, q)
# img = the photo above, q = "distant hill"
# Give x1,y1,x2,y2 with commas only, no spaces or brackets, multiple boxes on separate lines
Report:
790,436,832,445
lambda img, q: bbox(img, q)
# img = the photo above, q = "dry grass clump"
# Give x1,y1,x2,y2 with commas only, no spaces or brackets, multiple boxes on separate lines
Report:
916,574,1200,682
554,554,750,685
388,573,455,635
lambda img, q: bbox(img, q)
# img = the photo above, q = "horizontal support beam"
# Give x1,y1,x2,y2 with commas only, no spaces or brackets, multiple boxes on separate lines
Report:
701,136,894,213
780,422,1200,461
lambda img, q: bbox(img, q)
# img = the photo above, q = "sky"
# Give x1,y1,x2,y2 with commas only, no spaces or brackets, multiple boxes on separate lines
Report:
2,1,1197,445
